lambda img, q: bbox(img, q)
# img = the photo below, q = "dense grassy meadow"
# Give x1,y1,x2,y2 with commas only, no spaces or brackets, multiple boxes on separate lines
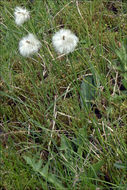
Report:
0,0,127,189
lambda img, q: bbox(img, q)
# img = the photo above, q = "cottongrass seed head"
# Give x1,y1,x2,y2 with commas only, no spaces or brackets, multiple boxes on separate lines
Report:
19,33,41,57
14,7,30,26
52,29,79,55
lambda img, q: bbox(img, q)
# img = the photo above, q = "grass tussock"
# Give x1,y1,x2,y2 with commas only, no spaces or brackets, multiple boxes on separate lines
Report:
0,0,127,189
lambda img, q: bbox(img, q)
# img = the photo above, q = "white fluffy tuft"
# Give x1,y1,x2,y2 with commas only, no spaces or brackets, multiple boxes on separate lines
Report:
14,7,30,26
52,29,79,54
19,33,41,57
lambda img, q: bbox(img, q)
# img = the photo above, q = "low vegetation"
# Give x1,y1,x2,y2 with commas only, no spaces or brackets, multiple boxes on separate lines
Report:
0,0,127,189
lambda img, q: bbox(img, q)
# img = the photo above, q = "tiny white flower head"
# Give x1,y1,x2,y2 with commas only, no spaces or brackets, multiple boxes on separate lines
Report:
52,29,79,54
14,6,30,26
19,33,41,57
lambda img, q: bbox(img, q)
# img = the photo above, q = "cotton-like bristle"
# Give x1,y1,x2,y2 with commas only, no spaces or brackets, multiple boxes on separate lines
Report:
19,33,41,57
14,7,30,26
52,29,79,54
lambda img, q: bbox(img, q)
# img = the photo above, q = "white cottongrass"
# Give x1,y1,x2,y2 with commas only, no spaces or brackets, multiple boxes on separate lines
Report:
14,7,30,26
52,29,79,55
19,33,41,57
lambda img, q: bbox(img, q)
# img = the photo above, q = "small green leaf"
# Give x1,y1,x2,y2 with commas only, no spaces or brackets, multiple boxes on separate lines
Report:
80,75,96,108
35,159,42,171
114,162,127,170
122,79,127,89
88,160,104,178
40,163,65,189
24,156,36,170
39,162,49,177
80,40,87,44
24,156,42,172
115,38,127,72
24,156,65,189
41,173,65,190
60,135,71,151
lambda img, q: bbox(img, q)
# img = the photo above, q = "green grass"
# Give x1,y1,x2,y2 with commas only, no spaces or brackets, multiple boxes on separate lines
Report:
0,0,127,189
